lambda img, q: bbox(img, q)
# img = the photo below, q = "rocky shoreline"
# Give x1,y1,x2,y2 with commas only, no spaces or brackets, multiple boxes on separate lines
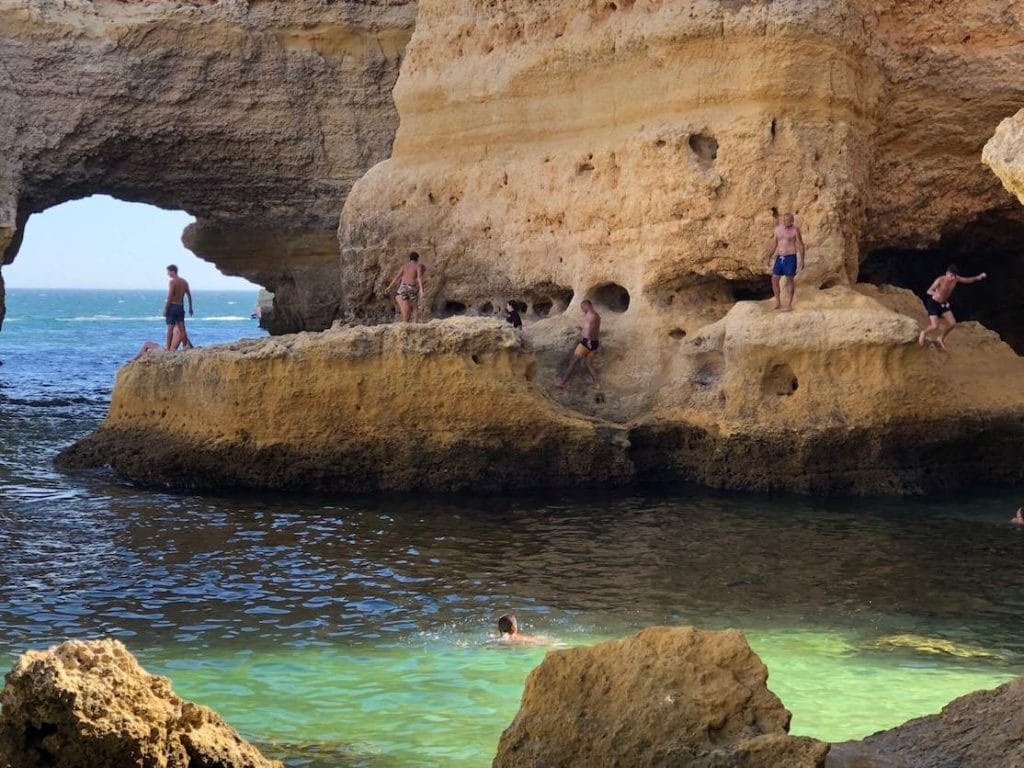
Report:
3,631,1022,768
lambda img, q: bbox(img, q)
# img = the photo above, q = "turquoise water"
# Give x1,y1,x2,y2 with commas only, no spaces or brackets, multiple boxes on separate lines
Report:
1,289,1023,766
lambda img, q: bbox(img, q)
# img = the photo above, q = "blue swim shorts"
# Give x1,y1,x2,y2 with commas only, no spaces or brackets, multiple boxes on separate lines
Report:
166,303,186,325
772,253,798,278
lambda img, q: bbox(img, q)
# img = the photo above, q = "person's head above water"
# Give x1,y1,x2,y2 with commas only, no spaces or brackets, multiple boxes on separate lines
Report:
1012,508,1024,525
497,614,518,635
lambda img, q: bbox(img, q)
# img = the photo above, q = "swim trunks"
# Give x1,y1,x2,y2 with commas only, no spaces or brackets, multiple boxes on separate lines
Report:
772,253,798,278
397,282,419,302
924,295,952,316
165,303,185,325
575,338,600,358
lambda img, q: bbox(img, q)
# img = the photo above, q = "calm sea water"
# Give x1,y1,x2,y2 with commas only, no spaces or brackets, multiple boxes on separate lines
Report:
1,289,1023,767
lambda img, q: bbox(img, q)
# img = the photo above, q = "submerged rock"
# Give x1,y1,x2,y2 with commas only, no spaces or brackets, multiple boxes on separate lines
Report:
0,639,280,768
828,676,1024,768
492,626,829,768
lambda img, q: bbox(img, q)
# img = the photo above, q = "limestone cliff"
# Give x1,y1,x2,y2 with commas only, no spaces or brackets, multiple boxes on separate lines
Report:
0,0,415,333
0,638,279,768
57,319,632,492
984,109,1024,206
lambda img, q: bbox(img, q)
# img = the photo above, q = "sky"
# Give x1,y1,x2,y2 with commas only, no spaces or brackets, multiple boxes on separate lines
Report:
5,195,259,291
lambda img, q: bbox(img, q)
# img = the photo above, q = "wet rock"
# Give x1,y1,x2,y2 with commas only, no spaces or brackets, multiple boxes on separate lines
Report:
0,638,280,768
492,626,829,768
828,676,1024,768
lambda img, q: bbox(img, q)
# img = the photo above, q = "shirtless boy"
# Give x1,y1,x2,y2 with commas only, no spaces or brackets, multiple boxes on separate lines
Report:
764,213,806,312
385,251,426,323
918,264,987,350
559,299,601,387
164,264,194,350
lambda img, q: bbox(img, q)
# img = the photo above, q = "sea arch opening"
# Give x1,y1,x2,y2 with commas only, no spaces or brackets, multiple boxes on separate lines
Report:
4,196,267,364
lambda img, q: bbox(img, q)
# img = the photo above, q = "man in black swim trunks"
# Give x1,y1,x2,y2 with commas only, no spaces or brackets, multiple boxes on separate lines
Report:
558,299,601,387
918,264,986,350
164,264,194,350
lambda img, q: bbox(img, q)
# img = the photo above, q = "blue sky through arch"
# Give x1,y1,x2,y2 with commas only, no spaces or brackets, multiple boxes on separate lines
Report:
7,195,260,291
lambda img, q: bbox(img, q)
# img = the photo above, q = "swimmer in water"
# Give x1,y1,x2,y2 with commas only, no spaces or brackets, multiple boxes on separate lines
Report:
496,614,547,646
1011,508,1024,526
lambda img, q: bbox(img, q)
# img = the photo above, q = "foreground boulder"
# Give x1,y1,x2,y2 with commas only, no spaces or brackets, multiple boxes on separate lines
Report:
0,639,280,768
828,676,1024,768
493,626,829,768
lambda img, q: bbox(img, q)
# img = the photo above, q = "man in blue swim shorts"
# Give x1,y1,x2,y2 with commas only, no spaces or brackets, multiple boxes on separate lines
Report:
764,212,805,312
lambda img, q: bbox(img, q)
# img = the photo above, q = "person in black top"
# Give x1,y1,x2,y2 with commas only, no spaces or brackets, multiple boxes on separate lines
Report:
505,300,522,329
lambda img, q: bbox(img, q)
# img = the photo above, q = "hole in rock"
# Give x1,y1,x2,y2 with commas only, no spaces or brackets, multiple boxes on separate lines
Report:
763,363,798,397
731,279,774,302
532,299,554,317
688,133,718,162
441,300,468,318
6,196,265,355
770,117,777,140
471,354,481,365
479,301,494,315
669,328,687,339
820,275,843,289
587,282,630,313
860,208,1024,354
577,161,595,174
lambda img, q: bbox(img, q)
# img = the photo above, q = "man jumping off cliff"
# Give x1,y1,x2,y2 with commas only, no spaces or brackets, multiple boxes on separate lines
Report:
764,213,805,312
385,251,426,322
918,264,987,350
558,299,601,388
164,264,194,350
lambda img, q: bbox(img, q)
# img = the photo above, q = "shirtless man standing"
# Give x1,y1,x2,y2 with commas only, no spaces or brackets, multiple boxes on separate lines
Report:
559,299,601,387
918,264,987,349
385,251,426,322
764,213,806,312
164,264,194,350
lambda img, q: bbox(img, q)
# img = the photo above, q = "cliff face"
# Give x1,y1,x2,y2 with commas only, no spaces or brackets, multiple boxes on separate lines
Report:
0,0,415,333
984,109,1024,206
57,319,632,493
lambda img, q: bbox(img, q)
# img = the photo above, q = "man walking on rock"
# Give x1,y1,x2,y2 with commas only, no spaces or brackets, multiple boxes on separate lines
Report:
764,212,805,312
385,251,426,322
918,264,987,349
164,264,194,350
559,299,601,388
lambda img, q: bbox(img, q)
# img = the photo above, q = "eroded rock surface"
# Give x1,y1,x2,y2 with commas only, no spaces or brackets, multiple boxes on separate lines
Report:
492,626,829,768
0,638,279,768
984,109,1024,207
0,0,416,333
57,318,632,493
828,676,1024,768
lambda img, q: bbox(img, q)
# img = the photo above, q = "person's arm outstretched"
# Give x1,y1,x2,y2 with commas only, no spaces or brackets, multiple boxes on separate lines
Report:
958,272,988,284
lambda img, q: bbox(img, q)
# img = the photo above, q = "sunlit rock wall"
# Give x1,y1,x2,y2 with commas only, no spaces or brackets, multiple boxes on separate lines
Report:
0,0,416,333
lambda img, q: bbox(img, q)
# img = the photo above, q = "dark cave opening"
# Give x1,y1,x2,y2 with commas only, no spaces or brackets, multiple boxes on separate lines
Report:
860,209,1024,355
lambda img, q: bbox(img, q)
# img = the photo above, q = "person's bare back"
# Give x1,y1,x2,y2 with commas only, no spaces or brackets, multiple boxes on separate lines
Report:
167,275,190,305
582,306,601,342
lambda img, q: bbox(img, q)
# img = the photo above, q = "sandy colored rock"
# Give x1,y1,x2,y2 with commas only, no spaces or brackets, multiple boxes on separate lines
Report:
57,318,632,493
493,626,829,768
0,638,279,768
0,0,415,333
984,109,1024,207
828,675,1024,768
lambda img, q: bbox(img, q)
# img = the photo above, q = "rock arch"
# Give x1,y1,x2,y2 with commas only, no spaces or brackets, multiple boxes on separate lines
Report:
0,0,415,334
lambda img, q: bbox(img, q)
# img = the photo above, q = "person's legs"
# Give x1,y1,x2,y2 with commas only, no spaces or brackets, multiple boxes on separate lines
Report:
396,296,411,322
411,300,419,323
559,355,581,387
582,357,600,386
918,315,940,345
175,320,192,349
165,323,174,350
937,311,956,349
783,275,796,311
771,274,782,310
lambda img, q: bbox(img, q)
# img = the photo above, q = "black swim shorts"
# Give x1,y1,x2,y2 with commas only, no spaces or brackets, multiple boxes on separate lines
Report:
923,296,951,317
166,303,186,325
